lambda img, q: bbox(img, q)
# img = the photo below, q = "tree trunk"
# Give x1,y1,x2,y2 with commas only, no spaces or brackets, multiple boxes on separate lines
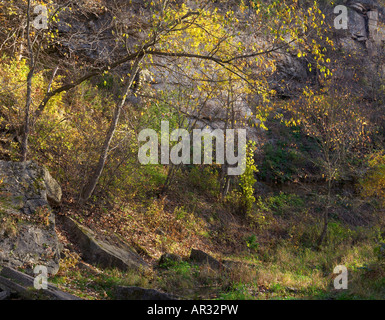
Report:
160,164,177,195
317,207,329,248
79,56,143,203
21,69,33,162
220,164,231,199
222,175,231,198
21,0,34,162
317,178,332,248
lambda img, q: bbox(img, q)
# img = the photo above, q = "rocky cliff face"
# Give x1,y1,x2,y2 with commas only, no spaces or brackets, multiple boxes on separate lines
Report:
338,0,385,56
188,1,385,137
271,0,385,102
0,161,62,275
39,1,385,145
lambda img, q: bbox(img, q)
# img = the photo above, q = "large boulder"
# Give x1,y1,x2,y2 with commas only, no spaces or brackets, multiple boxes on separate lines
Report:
189,249,224,270
0,266,81,300
0,161,62,274
60,216,150,272
0,160,62,214
114,286,178,300
159,253,182,267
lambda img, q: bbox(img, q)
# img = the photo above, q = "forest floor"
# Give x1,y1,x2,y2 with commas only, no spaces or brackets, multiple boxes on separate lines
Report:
49,176,385,300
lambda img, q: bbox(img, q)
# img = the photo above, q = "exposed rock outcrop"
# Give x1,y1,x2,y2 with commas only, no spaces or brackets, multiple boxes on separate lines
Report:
338,0,385,56
0,160,61,215
0,266,81,300
189,249,224,270
0,161,62,275
114,286,178,300
60,216,150,272
159,253,182,266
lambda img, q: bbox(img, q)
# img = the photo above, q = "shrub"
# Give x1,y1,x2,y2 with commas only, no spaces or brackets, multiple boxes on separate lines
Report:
360,151,385,206
239,141,258,214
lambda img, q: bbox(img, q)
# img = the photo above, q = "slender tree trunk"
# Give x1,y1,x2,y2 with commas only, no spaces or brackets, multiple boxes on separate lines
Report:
21,69,34,162
18,27,25,61
317,177,332,248
79,56,143,204
317,206,329,247
160,164,177,195
222,174,231,198
21,0,34,162
220,163,231,198
159,115,186,195
220,91,233,199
